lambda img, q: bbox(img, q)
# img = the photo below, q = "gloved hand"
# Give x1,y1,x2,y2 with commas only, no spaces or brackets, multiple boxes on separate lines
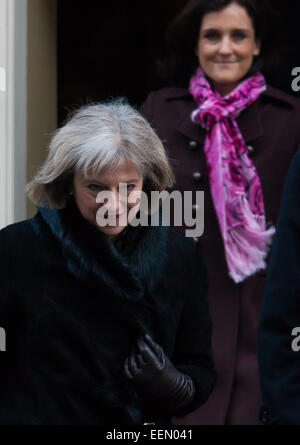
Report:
124,333,195,415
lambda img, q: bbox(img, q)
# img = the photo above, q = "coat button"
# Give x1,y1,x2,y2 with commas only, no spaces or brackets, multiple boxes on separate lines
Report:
259,407,270,424
261,410,268,423
193,172,202,182
247,145,254,153
189,140,198,150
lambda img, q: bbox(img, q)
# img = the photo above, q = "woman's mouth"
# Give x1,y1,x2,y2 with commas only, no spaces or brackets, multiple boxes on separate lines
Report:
215,61,237,65
108,213,126,224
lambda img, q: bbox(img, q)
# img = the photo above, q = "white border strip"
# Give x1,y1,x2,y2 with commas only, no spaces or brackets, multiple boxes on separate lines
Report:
0,0,27,229
0,0,8,229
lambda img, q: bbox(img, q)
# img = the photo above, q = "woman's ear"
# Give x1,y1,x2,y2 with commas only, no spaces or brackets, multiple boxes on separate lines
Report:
67,185,74,195
253,39,261,56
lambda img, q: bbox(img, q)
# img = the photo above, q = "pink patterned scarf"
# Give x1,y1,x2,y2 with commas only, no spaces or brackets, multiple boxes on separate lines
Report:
189,67,275,283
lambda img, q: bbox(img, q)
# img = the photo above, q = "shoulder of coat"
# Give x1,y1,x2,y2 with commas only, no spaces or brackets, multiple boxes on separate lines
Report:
0,214,39,244
289,148,300,169
154,85,300,107
262,85,300,109
150,86,192,101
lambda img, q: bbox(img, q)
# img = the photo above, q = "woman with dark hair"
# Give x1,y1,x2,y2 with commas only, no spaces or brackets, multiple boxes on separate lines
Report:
141,0,300,425
162,0,280,87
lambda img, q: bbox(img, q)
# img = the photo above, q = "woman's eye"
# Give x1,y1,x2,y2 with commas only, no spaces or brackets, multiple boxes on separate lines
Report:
127,184,135,192
203,31,246,42
232,32,246,40
204,32,219,41
88,184,102,191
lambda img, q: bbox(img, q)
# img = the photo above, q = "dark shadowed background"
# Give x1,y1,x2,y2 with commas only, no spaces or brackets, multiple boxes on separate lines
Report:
57,0,300,124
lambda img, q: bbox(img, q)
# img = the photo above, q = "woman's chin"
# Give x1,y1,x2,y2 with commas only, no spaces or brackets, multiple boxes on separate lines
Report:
97,225,127,239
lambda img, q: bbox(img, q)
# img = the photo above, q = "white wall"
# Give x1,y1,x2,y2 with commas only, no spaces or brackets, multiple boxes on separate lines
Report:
0,0,7,228
0,0,27,229
27,0,57,218
0,0,57,228
0,0,27,228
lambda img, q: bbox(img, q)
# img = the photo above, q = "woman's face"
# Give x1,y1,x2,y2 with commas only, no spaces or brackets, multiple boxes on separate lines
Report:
196,2,261,96
73,159,143,239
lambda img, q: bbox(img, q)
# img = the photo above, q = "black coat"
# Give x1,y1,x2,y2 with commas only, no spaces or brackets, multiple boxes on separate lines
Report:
258,150,300,425
0,202,215,425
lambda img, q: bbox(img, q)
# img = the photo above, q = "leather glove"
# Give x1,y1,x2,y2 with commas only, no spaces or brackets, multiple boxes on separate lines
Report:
124,333,196,415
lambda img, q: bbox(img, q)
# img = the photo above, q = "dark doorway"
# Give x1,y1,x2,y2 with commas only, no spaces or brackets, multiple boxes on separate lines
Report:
58,1,300,124
57,0,187,123
271,0,300,95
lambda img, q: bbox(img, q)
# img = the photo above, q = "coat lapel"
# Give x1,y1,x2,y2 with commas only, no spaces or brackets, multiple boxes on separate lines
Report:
177,100,206,144
237,101,264,143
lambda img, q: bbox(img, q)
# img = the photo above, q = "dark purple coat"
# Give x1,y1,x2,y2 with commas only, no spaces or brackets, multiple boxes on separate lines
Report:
141,85,300,425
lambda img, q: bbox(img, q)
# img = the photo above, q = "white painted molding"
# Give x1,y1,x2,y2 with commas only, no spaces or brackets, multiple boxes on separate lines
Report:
0,0,27,229
0,0,8,229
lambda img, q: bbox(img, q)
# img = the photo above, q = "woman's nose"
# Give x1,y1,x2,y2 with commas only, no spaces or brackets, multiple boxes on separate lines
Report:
105,191,120,214
219,36,233,55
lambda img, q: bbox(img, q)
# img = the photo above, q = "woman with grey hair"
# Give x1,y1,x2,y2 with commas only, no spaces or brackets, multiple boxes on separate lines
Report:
0,100,215,425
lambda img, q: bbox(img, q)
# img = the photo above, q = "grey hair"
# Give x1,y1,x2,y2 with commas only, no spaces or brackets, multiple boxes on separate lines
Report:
27,99,175,208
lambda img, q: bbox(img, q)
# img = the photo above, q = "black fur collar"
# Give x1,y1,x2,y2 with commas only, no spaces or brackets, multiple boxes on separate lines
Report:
37,203,168,305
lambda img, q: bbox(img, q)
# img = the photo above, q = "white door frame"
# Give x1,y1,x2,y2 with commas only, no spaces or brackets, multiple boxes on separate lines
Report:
0,0,27,229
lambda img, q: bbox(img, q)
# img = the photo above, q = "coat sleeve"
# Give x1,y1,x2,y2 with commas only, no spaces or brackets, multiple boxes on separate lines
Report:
258,149,300,425
0,229,13,342
171,244,217,417
0,228,22,368
0,228,15,407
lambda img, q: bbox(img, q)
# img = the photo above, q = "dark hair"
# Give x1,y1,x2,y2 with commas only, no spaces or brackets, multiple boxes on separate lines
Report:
162,0,281,87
